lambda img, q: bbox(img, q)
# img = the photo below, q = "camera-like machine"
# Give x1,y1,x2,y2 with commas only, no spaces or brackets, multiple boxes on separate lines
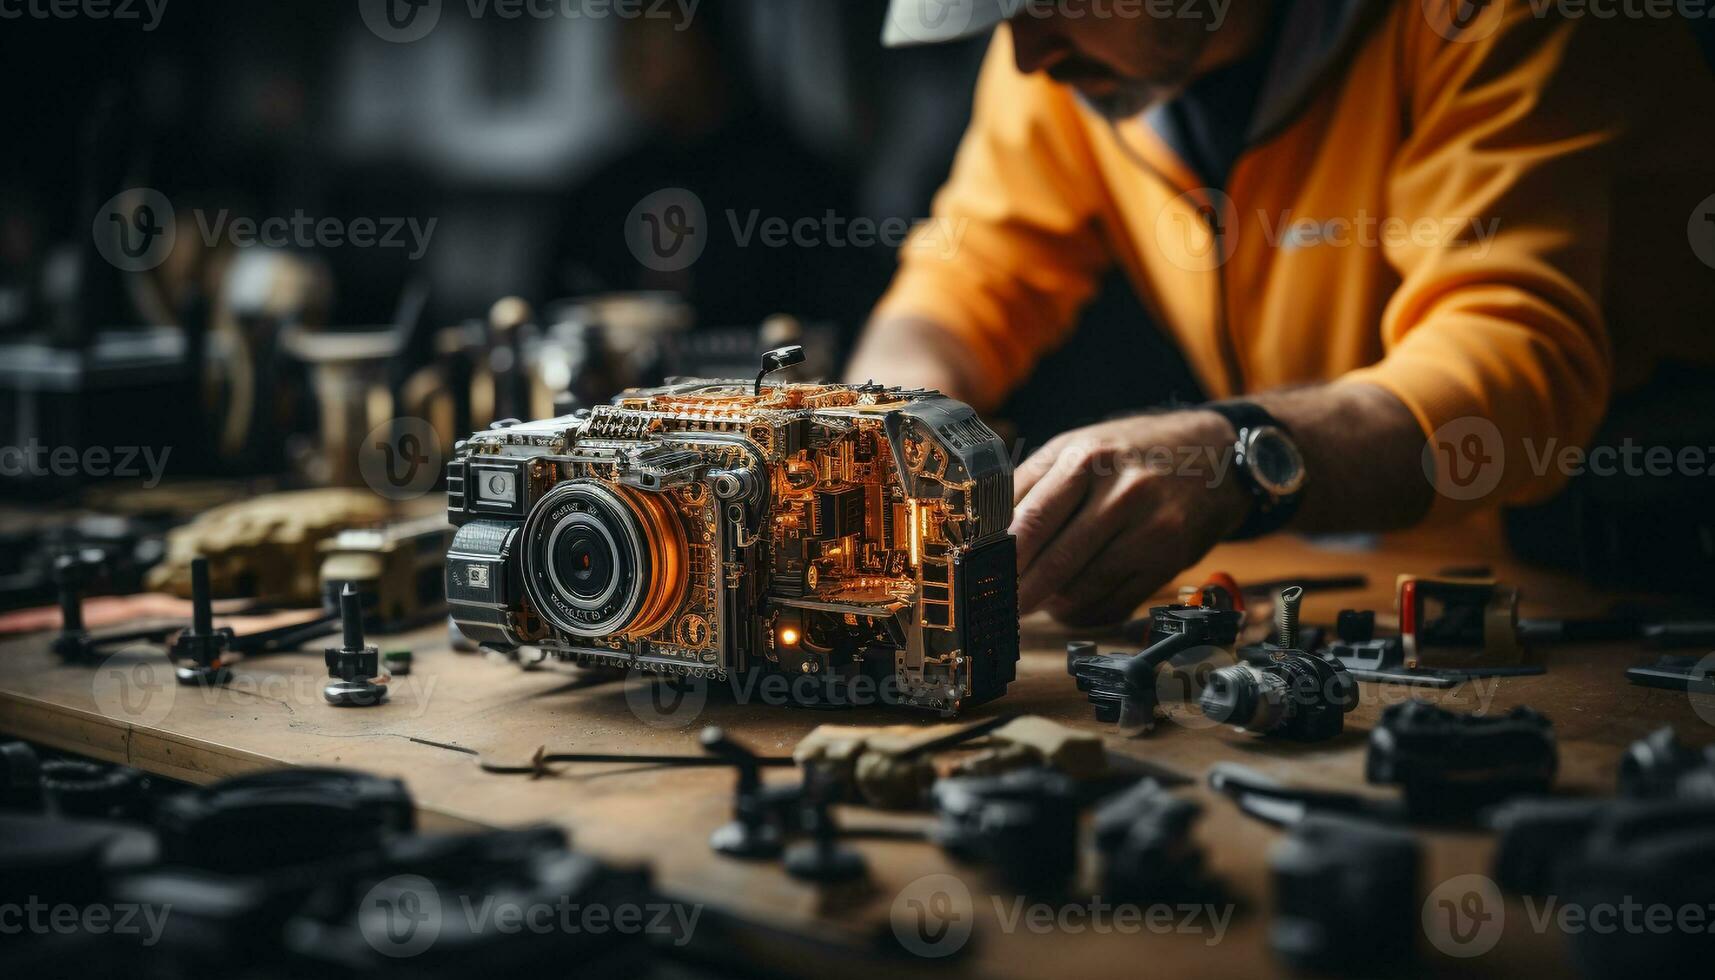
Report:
444,349,1018,715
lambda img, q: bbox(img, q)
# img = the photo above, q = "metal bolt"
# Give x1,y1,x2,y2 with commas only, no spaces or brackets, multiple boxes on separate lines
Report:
1276,586,1304,651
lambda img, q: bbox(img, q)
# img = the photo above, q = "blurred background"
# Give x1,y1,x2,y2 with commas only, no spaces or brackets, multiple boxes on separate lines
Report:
0,0,1192,493
0,0,1706,599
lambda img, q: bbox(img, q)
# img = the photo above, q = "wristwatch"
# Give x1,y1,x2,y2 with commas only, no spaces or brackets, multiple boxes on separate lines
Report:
1204,401,1307,541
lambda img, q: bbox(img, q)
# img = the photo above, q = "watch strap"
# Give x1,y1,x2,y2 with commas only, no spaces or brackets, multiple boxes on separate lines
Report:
1205,400,1304,540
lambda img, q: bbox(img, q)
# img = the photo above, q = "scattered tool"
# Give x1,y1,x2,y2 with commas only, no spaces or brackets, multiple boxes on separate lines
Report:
169,558,234,685
704,726,796,858
322,584,386,707
1617,726,1715,800
1211,699,1558,824
1270,814,1420,972
783,768,867,884
50,549,183,661
1069,602,1243,732
1365,701,1557,818
1200,587,1358,741
932,768,1081,895
792,714,1019,808
1397,575,1538,676
1092,779,1217,903
155,768,414,872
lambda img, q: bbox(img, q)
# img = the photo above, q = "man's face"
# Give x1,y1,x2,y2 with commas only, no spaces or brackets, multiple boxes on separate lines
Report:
1008,6,1224,119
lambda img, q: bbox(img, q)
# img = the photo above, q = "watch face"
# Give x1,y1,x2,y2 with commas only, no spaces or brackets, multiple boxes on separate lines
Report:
1243,426,1306,497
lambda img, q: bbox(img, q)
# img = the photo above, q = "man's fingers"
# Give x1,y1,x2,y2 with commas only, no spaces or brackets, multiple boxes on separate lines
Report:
1011,439,1065,504
1016,475,1136,613
1040,523,1173,626
1010,451,1091,573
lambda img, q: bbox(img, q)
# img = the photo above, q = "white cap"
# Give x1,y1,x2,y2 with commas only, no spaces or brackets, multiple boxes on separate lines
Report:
882,0,1012,48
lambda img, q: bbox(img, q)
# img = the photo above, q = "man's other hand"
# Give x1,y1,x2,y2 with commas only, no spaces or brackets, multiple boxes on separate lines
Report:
1011,410,1250,625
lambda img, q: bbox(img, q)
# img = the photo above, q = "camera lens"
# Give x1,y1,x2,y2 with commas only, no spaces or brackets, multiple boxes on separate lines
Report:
1200,665,1259,725
554,525,615,600
522,480,686,639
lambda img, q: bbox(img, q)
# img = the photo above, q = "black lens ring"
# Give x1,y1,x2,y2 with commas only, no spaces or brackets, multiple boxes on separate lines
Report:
521,481,650,637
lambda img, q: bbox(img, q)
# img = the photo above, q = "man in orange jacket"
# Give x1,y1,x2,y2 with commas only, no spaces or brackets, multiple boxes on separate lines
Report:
847,0,1715,624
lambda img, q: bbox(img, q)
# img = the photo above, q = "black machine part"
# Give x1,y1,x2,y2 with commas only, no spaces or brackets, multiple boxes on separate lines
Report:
1091,779,1215,903
1617,726,1715,800
931,768,1082,895
323,583,386,706
1067,604,1242,731
1365,700,1558,817
40,758,149,820
1199,650,1358,741
153,767,414,873
1270,814,1421,972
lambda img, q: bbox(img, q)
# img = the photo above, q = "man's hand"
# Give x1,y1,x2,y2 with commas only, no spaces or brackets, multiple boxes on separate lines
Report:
1011,410,1250,625
1008,383,1433,625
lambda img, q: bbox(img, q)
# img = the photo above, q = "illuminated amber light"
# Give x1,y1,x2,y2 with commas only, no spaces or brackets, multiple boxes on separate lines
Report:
778,626,801,646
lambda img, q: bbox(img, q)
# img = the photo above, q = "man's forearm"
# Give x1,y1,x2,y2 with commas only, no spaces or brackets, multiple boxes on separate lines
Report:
1247,382,1433,532
844,314,990,407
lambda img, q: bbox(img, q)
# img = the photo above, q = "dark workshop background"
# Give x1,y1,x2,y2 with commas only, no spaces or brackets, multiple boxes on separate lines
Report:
0,0,1183,451
1,0,1710,589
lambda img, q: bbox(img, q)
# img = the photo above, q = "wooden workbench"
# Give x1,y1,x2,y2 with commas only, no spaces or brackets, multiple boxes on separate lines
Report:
2,525,1708,979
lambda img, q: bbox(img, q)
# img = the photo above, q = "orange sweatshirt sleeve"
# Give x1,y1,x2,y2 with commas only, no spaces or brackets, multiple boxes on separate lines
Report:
870,31,1112,410
1341,7,1618,521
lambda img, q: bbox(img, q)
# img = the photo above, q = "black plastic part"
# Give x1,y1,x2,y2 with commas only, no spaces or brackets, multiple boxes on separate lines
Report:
754,344,807,395
1199,651,1358,742
0,740,43,811
1365,701,1558,818
1625,653,1715,691
1489,797,1612,896
1270,814,1421,972
703,726,784,859
323,584,386,705
1558,800,1715,977
170,557,235,685
1093,779,1214,903
40,759,148,819
1068,604,1241,730
1618,726,1715,800
154,767,414,872
782,773,866,883
931,768,1081,894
